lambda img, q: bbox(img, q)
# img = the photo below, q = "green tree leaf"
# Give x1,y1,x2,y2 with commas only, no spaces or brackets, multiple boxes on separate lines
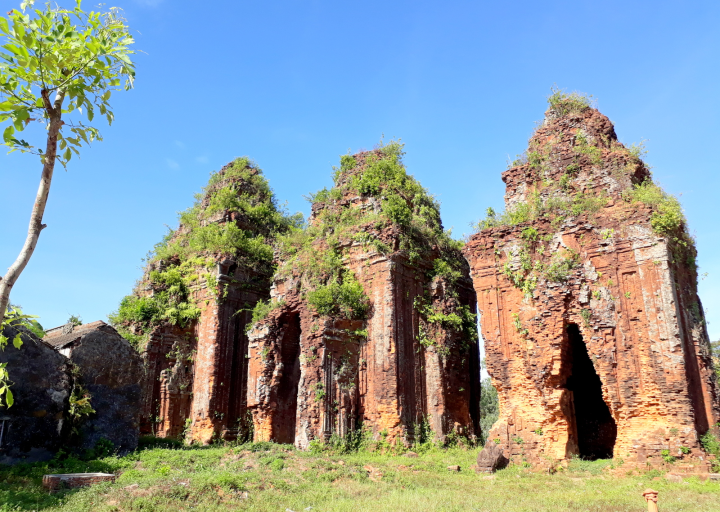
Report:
0,2,136,407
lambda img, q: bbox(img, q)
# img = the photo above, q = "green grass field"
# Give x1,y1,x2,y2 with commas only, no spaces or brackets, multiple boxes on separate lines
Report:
1,440,718,511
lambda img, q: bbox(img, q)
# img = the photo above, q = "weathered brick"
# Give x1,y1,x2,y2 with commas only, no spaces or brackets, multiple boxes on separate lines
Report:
464,103,719,469
247,149,481,447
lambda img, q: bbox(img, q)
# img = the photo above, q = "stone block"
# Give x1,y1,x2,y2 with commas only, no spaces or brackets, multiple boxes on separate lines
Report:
45,321,145,454
42,473,115,492
476,442,508,473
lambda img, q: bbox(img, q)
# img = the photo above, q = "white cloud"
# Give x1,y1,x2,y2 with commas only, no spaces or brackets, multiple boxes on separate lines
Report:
195,155,209,164
174,140,185,149
166,158,179,170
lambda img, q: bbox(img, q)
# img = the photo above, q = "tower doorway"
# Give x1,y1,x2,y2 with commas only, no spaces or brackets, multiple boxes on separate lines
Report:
274,314,301,443
566,324,617,459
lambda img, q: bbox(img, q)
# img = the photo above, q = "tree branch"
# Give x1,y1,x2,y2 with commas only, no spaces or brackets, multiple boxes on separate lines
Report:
0,88,66,325
41,88,55,116
49,52,99,91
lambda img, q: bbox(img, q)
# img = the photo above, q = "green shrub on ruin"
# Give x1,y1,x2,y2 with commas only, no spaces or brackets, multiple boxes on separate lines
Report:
307,272,369,319
544,250,579,283
431,258,463,284
700,426,720,472
626,179,697,269
153,158,300,267
413,296,478,355
260,139,472,347
573,131,603,166
627,180,686,237
476,188,609,232
711,340,720,386
249,298,287,327
546,86,594,116
274,139,463,309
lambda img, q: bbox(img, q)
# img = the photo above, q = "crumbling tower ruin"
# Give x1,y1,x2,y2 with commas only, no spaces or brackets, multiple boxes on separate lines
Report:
247,142,481,448
463,92,719,468
111,158,298,444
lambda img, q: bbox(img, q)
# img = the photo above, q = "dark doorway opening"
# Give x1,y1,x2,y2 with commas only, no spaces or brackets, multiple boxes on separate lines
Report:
273,314,301,444
227,310,250,440
566,323,617,459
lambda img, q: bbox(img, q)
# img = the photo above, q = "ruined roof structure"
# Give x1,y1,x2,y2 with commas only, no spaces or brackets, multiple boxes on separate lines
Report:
247,141,480,448
463,90,720,470
45,320,111,351
0,320,144,462
44,321,144,453
110,158,299,444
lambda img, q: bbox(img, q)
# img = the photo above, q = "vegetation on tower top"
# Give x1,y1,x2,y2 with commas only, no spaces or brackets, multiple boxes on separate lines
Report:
472,89,698,304
250,139,477,349
109,158,301,349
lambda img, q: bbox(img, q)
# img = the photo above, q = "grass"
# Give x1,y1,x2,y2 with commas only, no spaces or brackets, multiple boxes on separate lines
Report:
1,441,719,511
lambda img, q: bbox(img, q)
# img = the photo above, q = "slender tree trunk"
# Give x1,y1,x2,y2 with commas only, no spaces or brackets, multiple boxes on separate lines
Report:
0,89,66,327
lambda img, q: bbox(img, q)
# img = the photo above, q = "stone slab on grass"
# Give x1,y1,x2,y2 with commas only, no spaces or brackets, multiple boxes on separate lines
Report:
43,473,116,492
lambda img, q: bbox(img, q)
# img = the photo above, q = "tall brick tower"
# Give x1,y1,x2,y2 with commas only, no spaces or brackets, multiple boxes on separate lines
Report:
112,158,296,444
247,143,481,448
464,92,719,468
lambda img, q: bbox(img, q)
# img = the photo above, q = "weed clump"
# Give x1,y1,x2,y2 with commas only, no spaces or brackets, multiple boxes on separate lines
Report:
627,180,687,238
547,86,595,116
625,179,696,270
307,272,369,319
700,425,720,472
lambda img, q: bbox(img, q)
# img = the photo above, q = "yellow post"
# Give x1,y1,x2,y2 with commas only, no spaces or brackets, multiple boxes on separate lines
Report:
643,489,659,512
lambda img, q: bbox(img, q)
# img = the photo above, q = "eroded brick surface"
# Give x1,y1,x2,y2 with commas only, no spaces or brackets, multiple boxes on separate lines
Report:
463,105,719,469
128,163,281,444
248,149,481,448
142,283,263,444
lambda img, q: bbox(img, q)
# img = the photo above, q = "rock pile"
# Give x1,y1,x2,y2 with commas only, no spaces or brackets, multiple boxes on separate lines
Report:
0,321,143,463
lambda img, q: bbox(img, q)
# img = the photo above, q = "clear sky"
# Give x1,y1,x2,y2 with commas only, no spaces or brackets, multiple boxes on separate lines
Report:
2,0,719,340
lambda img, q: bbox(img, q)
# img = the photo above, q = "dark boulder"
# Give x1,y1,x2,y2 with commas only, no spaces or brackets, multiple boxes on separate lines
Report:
45,321,145,454
0,324,71,464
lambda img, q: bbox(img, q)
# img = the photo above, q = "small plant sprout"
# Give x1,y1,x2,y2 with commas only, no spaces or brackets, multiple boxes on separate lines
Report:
580,309,592,327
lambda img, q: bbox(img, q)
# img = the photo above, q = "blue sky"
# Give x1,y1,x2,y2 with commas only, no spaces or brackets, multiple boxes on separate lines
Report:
2,0,720,340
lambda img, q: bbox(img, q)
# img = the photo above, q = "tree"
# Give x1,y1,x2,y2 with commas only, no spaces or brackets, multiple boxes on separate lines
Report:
0,0,135,406
479,377,499,445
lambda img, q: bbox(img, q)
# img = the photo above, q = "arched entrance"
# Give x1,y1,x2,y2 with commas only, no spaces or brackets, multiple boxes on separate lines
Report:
273,313,301,444
566,323,617,459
